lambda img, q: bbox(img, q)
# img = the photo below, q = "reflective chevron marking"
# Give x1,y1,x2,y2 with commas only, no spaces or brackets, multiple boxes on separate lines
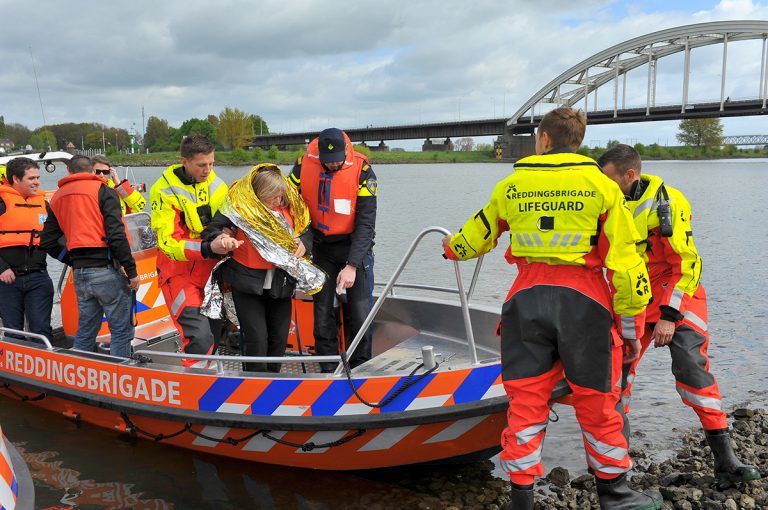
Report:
242,430,287,452
358,425,418,451
192,426,230,447
423,416,487,444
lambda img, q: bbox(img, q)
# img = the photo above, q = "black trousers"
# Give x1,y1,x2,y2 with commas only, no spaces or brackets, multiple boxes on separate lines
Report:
232,289,292,373
312,246,373,372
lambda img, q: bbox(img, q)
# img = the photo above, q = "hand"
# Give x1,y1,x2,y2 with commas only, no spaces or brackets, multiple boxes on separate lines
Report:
0,268,15,285
293,237,306,257
622,337,641,364
652,319,676,347
128,275,140,291
441,233,452,251
109,167,120,184
210,234,242,255
222,227,236,237
336,264,357,294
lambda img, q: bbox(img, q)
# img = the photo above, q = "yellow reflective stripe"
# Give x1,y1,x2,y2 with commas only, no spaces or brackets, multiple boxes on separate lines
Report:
289,172,300,186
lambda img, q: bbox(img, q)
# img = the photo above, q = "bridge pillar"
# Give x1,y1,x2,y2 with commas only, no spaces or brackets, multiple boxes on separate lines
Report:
495,132,535,160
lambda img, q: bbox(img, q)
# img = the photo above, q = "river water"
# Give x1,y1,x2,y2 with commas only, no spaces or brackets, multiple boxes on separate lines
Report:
1,159,767,509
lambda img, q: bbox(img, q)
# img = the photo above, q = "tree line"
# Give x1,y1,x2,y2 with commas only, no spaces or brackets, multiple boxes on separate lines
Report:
0,106,268,154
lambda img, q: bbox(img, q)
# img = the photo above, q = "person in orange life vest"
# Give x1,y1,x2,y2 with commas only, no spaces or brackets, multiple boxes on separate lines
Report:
288,128,377,373
443,108,660,510
149,135,234,367
0,157,56,343
598,144,761,485
41,155,140,357
91,155,146,215
202,164,313,372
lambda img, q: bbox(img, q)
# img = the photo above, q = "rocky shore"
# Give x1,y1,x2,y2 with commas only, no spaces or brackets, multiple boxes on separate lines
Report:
379,408,767,510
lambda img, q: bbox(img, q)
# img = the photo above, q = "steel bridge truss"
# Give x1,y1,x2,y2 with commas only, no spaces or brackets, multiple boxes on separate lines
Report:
509,21,768,126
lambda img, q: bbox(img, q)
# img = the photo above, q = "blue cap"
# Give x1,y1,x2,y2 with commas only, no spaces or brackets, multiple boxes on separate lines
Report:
318,128,346,164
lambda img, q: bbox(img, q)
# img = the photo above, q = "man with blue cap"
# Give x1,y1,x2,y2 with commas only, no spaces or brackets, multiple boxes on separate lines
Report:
289,128,377,372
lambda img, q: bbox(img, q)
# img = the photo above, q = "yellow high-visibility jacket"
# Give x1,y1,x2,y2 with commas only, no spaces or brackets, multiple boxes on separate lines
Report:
149,164,228,262
628,173,702,316
447,152,650,328
106,177,146,215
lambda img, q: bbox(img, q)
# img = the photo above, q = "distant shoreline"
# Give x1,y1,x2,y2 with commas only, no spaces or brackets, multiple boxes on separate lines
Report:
102,150,768,167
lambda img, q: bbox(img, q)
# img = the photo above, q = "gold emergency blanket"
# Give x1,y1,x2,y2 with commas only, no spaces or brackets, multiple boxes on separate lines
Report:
201,165,326,321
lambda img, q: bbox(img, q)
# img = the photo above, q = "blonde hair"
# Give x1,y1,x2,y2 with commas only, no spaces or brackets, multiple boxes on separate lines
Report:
251,165,287,208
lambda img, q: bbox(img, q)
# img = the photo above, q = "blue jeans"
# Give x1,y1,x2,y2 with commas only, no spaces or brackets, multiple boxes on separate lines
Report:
0,270,54,343
73,266,134,357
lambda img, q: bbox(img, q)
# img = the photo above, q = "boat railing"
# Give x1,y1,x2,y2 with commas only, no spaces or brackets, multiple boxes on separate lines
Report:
334,226,482,376
0,327,54,349
130,351,344,375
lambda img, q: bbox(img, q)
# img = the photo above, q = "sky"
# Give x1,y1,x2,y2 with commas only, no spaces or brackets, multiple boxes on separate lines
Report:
1,0,767,149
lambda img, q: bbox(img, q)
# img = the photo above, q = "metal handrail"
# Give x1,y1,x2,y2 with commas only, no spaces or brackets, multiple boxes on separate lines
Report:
132,350,343,375
0,327,53,349
334,226,481,376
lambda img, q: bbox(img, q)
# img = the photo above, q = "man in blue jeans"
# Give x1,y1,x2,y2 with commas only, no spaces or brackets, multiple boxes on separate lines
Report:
42,155,139,357
0,157,56,343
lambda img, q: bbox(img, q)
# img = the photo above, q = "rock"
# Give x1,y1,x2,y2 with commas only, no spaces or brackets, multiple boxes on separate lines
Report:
739,494,756,509
547,466,570,487
570,474,594,490
722,499,738,510
733,408,756,419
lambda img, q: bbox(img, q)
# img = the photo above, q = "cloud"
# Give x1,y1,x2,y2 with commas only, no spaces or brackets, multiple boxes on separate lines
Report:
0,0,766,146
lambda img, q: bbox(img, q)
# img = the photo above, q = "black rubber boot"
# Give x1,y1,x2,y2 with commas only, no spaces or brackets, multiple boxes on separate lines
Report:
503,482,534,510
705,428,762,483
596,473,662,510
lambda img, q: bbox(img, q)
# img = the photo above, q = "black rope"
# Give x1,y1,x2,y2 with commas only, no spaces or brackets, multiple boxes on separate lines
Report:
0,382,47,402
118,412,365,450
261,429,366,452
340,352,439,409
549,406,560,423
130,353,153,364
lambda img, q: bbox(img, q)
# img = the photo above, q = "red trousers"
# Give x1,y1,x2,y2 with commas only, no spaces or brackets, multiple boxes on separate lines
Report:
498,264,631,485
621,284,727,430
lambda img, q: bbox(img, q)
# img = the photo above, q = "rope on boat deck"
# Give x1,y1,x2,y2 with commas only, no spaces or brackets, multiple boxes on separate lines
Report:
339,352,440,408
0,383,47,402
118,412,367,451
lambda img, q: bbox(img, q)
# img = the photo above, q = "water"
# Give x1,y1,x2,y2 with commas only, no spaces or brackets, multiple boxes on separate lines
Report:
2,159,767,509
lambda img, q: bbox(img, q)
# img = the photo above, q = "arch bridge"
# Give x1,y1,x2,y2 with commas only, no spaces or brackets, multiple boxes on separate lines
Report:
252,21,768,158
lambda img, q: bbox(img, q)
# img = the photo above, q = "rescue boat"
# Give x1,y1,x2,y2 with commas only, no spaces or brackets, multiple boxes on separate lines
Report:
0,156,570,470
1,423,34,510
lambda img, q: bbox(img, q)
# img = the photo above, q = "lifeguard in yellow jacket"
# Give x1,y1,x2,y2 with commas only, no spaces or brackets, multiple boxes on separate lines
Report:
91,155,146,215
149,135,234,366
598,144,760,485
443,108,659,510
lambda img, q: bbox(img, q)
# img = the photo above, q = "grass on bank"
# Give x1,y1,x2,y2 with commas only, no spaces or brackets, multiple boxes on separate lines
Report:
106,144,768,167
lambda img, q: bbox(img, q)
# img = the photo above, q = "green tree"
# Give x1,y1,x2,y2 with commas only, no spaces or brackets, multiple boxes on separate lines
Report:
207,115,220,128
217,106,252,150
5,123,32,147
144,116,171,152
0,116,6,138
267,145,279,160
29,129,57,150
676,118,723,148
178,118,217,142
250,115,269,136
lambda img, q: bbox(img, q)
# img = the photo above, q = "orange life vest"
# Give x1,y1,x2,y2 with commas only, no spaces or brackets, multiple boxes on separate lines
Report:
0,185,47,248
49,174,108,250
232,207,294,269
300,133,367,235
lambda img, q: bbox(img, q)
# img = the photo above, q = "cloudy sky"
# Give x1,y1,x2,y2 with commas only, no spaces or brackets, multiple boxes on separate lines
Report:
1,0,767,149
